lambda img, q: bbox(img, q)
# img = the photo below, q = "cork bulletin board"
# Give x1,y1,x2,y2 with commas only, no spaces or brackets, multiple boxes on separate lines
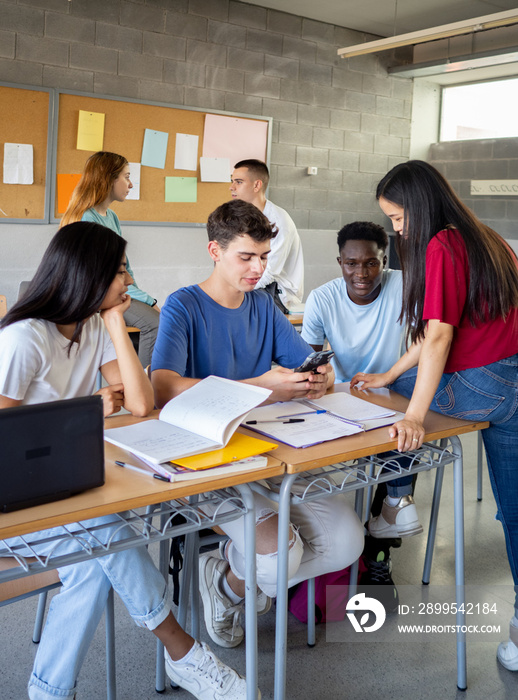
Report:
0,84,52,222
54,91,271,225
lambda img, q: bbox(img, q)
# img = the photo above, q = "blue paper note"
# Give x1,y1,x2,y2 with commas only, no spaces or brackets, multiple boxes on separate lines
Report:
141,128,169,169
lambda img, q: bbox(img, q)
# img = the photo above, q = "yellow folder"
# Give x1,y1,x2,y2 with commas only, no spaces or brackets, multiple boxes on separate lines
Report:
172,432,278,471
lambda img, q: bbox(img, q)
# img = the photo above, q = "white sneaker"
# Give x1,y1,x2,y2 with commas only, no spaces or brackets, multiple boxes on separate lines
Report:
368,495,423,538
257,589,272,616
497,620,518,671
218,541,272,616
165,641,260,699
199,552,244,648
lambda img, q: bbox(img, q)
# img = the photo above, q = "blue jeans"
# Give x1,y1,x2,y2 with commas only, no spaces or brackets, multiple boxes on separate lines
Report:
390,353,518,611
5,515,171,699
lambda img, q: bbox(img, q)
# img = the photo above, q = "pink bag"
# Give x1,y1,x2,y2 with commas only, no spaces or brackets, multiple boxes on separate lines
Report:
288,557,367,624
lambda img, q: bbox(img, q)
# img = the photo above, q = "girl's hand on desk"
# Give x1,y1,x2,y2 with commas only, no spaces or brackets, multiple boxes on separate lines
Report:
95,383,125,416
350,371,391,390
389,417,425,452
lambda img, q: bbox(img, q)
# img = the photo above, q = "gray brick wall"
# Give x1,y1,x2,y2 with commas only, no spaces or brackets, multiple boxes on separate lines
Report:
0,0,414,229
429,138,518,240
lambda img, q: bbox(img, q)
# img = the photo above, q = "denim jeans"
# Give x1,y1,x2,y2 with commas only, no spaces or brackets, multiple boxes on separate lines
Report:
5,514,171,699
379,456,415,498
390,353,518,611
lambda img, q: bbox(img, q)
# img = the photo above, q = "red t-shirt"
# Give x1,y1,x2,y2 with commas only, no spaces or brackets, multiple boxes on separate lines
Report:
423,228,518,373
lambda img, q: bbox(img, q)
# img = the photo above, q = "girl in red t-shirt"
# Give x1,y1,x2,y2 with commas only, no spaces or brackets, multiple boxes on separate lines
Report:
352,160,518,671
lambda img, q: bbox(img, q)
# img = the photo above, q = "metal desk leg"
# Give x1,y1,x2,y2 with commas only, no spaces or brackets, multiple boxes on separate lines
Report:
422,464,445,585
307,578,316,647
167,507,196,691
274,473,297,700
451,436,467,690
190,531,201,639
235,484,258,700
348,488,364,598
307,483,364,648
178,529,196,630
477,432,483,502
156,506,171,693
106,587,116,700
363,459,375,523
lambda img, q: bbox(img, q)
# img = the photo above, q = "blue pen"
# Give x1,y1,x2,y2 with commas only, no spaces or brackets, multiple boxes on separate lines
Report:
275,409,326,419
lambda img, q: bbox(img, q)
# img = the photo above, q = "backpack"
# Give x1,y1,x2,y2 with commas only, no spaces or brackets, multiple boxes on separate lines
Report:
288,557,367,624
168,515,221,605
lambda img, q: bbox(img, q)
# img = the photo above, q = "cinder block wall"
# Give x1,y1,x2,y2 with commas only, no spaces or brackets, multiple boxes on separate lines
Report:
0,0,413,304
429,138,518,241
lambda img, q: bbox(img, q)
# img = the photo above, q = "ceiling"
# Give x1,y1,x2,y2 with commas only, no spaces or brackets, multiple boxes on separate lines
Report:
244,1,518,84
244,0,518,37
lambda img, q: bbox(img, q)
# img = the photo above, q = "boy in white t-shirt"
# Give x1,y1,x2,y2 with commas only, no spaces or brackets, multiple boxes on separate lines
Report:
302,221,420,611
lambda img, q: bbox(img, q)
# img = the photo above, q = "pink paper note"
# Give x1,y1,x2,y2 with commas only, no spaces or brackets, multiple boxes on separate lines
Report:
203,115,268,168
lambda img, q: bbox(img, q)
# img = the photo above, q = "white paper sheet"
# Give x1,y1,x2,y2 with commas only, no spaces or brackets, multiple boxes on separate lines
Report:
106,420,219,465
159,375,270,446
3,143,33,185
242,401,362,448
126,162,141,200
174,133,199,171
200,156,231,182
307,392,395,421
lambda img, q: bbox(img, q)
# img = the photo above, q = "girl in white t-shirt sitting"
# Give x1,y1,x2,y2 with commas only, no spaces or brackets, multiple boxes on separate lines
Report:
0,222,249,700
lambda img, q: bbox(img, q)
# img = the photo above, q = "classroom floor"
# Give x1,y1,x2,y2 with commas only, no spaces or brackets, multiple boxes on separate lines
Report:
1,431,518,700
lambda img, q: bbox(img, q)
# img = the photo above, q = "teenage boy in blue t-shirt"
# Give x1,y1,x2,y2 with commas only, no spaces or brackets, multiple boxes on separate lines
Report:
151,200,364,650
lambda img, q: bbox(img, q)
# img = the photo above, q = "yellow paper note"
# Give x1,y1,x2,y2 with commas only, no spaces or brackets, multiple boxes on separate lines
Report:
77,110,105,152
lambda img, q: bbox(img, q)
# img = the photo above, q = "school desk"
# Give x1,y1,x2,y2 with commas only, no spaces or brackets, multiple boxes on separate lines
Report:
0,412,284,700
243,384,489,699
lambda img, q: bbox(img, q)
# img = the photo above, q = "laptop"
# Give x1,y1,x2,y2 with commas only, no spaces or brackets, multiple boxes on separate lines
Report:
0,396,105,513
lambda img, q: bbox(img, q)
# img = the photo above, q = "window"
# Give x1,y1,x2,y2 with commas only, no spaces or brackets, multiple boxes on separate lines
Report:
440,78,518,141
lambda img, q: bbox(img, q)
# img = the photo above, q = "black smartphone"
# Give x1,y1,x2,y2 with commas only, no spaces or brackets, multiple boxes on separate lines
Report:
294,350,335,373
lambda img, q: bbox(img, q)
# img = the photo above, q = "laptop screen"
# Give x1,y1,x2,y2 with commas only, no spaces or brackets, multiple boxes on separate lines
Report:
0,395,105,513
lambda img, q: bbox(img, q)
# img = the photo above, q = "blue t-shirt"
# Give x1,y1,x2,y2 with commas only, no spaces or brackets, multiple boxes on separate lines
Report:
301,270,405,382
151,285,310,380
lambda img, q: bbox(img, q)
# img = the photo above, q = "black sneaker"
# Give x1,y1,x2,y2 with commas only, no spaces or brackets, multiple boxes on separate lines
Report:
360,538,399,614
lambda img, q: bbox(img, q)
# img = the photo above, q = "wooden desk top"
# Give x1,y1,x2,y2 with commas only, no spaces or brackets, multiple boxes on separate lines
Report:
245,384,489,474
0,411,284,541
287,313,304,326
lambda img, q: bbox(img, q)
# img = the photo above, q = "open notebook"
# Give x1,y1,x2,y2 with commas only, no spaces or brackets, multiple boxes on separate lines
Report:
104,375,273,465
243,390,403,449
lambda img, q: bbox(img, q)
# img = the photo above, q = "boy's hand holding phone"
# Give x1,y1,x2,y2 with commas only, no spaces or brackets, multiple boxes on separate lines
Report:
294,350,334,373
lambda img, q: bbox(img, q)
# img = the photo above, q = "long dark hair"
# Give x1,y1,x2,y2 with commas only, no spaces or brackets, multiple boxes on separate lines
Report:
1,222,127,348
376,160,518,343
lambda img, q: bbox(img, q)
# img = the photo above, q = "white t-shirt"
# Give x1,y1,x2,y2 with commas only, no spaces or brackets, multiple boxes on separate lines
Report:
301,269,405,383
0,315,117,404
255,200,304,308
